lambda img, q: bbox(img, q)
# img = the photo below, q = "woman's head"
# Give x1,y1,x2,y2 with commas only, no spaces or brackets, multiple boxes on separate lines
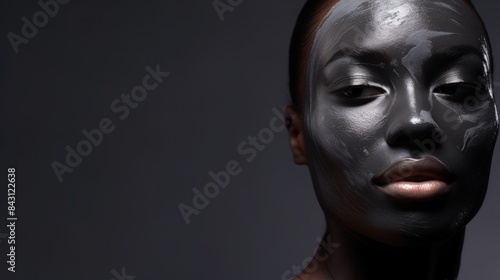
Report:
286,0,499,246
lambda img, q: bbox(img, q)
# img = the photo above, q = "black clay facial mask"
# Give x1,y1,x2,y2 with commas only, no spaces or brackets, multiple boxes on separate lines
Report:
304,0,498,245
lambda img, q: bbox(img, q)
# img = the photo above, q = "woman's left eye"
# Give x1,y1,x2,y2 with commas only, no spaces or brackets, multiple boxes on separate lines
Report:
433,82,479,100
337,86,386,99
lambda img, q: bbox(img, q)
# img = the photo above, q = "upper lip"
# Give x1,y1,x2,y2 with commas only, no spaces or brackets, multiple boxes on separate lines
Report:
372,156,455,186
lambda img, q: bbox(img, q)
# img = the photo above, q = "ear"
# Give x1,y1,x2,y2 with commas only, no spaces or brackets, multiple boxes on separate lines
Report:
285,105,307,165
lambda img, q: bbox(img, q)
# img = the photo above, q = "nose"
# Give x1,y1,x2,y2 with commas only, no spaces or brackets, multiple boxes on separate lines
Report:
385,85,442,149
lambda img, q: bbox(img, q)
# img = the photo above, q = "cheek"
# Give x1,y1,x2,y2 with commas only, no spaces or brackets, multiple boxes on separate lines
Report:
308,97,389,160
305,100,389,196
436,99,498,153
435,99,498,203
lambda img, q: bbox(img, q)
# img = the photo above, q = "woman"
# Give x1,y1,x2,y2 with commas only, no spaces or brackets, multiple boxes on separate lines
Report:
285,0,499,279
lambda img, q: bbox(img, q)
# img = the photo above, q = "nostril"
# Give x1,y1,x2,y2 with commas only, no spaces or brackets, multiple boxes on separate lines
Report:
386,119,441,149
388,133,411,147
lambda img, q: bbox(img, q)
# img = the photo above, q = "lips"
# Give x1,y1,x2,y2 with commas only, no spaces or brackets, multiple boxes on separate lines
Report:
372,157,456,201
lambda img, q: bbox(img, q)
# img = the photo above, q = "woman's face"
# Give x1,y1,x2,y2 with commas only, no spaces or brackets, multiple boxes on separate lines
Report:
304,0,499,245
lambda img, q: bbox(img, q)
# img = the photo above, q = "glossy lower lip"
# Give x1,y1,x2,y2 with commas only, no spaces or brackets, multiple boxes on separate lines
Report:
377,180,451,201
372,156,455,202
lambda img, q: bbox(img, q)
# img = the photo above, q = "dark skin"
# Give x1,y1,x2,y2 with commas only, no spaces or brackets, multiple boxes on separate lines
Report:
286,1,498,279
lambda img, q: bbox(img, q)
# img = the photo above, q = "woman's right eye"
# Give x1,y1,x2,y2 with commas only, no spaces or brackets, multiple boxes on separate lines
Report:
336,86,386,100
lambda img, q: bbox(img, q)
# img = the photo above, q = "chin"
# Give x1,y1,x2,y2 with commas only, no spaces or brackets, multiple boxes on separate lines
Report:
356,222,467,247
325,198,481,247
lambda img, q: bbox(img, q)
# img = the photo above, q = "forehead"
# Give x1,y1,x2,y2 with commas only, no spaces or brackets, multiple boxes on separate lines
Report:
310,0,487,64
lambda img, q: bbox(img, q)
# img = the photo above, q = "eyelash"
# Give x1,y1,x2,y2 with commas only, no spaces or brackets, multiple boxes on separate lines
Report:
335,85,386,100
334,82,483,101
433,82,482,100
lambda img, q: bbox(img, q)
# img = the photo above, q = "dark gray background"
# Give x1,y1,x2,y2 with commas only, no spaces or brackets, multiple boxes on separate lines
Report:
0,0,499,279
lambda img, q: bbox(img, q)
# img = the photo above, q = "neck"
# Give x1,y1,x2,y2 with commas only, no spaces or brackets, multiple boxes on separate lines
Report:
315,224,465,280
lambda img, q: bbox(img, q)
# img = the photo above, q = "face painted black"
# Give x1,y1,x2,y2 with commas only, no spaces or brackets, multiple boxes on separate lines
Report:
305,0,499,245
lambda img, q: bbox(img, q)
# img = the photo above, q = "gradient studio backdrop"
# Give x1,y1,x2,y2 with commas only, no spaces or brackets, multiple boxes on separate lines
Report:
0,0,499,279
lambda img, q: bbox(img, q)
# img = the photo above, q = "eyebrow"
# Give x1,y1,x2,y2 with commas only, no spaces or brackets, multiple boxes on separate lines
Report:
326,48,391,66
325,45,484,69
429,45,484,64
422,45,485,76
